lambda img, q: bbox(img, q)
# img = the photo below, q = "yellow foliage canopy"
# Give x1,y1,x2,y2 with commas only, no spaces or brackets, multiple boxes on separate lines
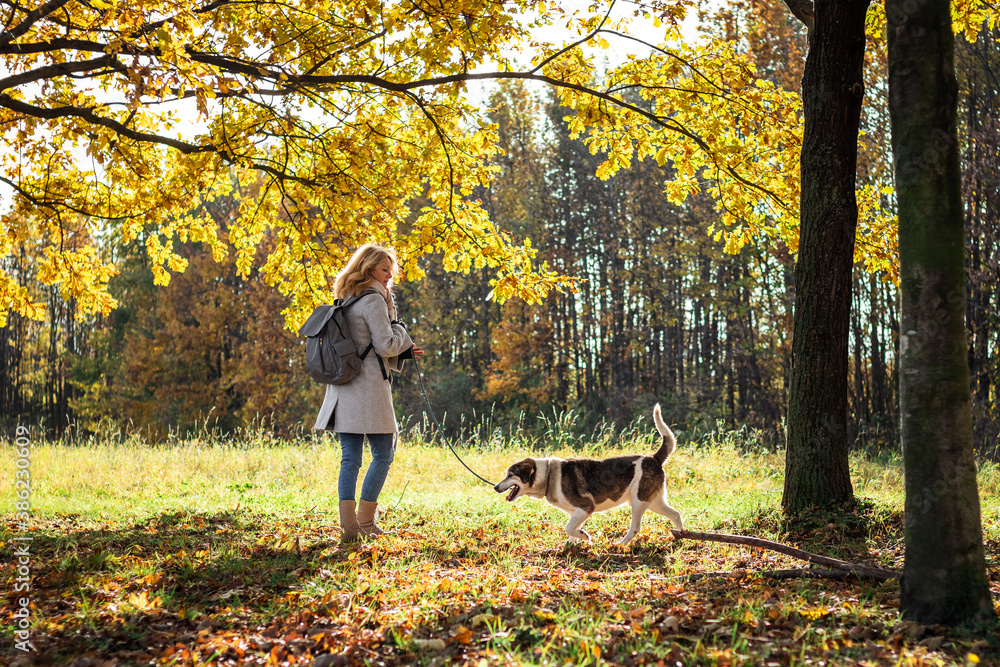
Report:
0,0,807,329
4,0,990,327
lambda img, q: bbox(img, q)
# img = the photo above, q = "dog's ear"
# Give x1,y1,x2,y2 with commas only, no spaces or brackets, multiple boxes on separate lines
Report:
516,459,537,487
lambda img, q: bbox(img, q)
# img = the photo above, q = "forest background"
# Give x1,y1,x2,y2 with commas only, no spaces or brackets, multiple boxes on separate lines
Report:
1,0,998,458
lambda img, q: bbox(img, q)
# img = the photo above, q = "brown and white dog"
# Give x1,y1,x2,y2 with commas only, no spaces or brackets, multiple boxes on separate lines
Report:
494,403,684,544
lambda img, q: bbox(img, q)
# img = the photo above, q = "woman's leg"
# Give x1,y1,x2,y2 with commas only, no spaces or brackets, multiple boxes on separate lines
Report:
357,433,395,537
338,433,365,501
360,433,396,502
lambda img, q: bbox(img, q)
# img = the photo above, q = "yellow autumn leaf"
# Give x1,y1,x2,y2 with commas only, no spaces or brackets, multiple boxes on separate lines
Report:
128,590,162,611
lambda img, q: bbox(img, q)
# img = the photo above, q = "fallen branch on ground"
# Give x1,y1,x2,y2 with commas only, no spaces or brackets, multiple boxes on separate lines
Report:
671,529,898,582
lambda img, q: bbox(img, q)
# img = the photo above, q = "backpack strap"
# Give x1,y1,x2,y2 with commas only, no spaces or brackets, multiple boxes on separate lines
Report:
357,342,390,382
343,290,390,382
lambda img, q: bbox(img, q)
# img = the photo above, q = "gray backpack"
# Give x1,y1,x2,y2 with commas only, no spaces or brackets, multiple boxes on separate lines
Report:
298,290,382,385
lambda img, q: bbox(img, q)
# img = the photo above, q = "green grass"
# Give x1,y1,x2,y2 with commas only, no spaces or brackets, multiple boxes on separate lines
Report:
3,425,792,523
2,424,999,666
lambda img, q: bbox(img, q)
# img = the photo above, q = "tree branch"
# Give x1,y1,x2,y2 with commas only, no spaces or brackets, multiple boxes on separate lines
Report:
0,0,75,47
0,54,122,92
679,567,896,582
671,529,898,582
0,92,214,154
181,57,791,211
782,0,815,31
526,1,616,76
0,37,116,55
0,21,792,214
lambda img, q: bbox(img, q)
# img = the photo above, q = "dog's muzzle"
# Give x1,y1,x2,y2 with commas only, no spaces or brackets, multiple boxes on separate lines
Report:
494,478,521,502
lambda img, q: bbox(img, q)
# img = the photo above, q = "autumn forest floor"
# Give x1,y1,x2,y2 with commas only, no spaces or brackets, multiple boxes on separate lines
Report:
3,423,1000,666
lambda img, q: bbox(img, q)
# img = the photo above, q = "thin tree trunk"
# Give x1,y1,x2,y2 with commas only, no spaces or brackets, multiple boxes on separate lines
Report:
781,0,869,510
887,0,994,625
0,314,21,420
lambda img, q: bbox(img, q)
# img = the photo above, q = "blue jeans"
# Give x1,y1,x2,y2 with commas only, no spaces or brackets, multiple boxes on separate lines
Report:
337,433,396,502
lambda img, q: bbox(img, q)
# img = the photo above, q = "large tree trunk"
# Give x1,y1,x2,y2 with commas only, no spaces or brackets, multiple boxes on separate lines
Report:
781,0,869,511
887,0,994,626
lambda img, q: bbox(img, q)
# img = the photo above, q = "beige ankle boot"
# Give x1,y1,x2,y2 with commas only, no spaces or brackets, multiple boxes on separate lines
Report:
357,500,384,537
339,500,360,542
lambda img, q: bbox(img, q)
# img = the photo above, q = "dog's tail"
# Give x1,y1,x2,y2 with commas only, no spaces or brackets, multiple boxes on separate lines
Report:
652,403,677,465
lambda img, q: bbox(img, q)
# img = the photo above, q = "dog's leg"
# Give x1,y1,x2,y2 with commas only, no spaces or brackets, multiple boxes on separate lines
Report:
617,503,649,545
649,495,684,530
564,508,593,542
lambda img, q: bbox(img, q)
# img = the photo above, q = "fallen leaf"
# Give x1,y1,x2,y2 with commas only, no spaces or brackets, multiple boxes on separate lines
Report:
452,625,473,644
413,638,447,651
471,613,500,627
532,607,558,623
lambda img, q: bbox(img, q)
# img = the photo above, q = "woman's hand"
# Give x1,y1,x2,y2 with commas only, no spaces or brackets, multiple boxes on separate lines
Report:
411,346,424,359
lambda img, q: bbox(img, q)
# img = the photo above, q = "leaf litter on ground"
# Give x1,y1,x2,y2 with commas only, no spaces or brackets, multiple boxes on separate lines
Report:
2,500,999,666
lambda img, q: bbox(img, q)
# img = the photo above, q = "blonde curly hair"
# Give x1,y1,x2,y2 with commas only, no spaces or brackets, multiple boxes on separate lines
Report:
333,244,398,298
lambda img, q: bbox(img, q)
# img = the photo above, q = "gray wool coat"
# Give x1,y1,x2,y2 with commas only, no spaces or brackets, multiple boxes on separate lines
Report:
312,292,414,434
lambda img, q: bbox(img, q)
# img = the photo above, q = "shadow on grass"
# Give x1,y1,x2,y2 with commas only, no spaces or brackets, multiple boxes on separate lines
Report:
1,509,353,665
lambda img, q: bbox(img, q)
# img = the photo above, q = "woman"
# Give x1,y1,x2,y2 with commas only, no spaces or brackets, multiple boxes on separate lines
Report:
314,244,422,541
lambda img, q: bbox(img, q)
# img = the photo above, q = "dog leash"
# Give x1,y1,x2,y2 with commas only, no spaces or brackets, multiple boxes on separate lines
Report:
412,357,496,486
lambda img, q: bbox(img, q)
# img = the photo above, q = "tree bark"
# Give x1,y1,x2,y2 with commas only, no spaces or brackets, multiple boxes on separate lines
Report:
781,0,870,510
887,0,994,626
